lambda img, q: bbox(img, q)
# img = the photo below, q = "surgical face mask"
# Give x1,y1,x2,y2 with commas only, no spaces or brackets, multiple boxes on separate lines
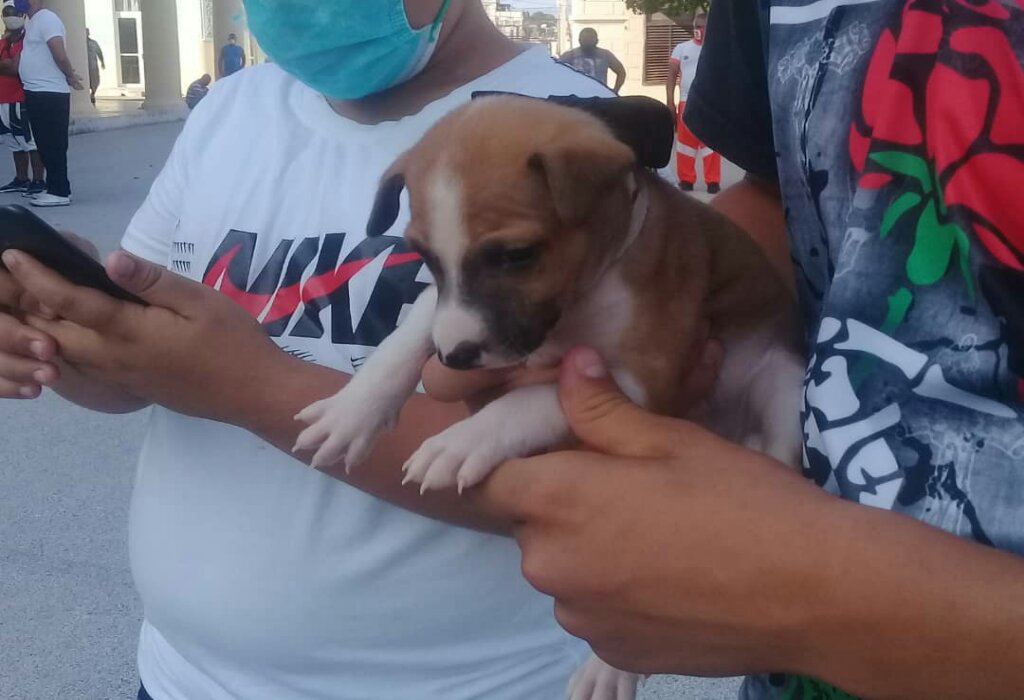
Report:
244,0,452,100
3,16,24,30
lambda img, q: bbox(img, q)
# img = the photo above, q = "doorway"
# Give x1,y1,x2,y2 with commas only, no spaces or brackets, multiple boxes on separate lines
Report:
114,0,143,87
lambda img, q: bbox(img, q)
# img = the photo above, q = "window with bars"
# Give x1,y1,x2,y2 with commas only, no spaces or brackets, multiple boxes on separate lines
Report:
643,14,693,85
114,0,140,11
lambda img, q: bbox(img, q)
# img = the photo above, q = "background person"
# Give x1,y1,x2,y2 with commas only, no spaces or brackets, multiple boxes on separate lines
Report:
0,0,43,194
218,32,245,78
184,73,210,110
85,27,103,105
559,28,626,93
666,14,719,193
17,0,82,208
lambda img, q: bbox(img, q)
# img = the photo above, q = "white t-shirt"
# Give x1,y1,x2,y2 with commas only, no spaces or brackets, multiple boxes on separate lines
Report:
19,9,69,93
122,50,612,700
670,40,703,102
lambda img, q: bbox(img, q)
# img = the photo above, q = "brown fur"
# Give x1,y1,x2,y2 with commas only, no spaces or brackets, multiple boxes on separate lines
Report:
381,96,800,423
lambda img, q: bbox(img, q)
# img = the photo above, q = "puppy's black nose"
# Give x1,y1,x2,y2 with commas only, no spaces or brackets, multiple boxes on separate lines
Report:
440,342,483,370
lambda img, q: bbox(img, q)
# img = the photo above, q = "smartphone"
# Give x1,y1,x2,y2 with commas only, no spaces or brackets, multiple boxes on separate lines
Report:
0,204,146,305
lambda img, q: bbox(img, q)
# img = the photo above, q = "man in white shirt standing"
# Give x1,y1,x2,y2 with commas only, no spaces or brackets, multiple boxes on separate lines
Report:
17,0,81,207
666,14,720,193
0,1,622,699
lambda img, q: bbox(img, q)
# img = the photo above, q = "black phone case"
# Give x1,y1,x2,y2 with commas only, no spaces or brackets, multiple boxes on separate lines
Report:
0,205,146,305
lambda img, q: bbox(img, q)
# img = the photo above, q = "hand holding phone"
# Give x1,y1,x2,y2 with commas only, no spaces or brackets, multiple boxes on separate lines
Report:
0,205,146,305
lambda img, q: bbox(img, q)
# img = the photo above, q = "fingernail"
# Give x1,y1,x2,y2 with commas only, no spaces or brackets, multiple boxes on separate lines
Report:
18,385,37,398
112,253,136,279
32,369,48,384
29,340,46,359
2,250,19,268
572,347,607,379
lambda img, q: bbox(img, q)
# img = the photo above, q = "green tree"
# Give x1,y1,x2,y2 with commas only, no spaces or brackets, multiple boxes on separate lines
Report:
623,0,709,18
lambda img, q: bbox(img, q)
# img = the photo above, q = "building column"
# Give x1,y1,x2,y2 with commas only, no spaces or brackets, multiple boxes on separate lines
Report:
140,0,182,109
47,0,90,115
213,0,247,76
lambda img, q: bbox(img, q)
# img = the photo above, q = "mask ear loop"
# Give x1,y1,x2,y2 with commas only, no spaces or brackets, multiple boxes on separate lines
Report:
429,0,453,42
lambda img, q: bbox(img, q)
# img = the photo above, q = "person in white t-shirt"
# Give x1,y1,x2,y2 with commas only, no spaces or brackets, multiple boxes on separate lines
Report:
666,14,720,194
0,1,619,699
17,0,82,208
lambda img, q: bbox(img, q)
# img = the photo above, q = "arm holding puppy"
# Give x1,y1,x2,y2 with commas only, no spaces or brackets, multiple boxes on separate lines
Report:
474,347,1024,700
0,247,514,532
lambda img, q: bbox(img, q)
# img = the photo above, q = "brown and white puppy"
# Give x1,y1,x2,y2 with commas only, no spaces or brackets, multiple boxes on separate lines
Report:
294,96,805,700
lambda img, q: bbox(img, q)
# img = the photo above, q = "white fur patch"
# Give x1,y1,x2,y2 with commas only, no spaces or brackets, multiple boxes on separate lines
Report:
293,287,438,470
403,384,570,492
433,300,488,356
424,165,491,357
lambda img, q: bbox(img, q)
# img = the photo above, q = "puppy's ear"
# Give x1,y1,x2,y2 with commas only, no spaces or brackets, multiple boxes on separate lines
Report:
366,171,406,238
528,135,636,226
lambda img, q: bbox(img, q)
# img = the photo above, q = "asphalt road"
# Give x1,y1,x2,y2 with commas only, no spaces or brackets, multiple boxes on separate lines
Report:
0,121,744,700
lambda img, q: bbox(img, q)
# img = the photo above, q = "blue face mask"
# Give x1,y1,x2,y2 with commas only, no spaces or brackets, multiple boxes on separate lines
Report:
244,0,451,100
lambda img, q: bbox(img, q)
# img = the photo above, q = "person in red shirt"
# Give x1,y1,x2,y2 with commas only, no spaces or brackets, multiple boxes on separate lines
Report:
0,0,43,194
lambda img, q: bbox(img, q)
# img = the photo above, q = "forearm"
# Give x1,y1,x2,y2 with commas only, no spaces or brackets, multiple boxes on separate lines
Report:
51,359,150,414
235,349,509,534
53,54,76,81
708,175,793,290
793,501,1024,699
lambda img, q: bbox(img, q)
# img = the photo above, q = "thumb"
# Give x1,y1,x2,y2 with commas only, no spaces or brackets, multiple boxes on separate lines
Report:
106,251,206,312
558,347,688,459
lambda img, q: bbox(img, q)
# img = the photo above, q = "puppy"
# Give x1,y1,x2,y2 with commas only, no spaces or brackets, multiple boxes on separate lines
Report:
294,95,805,700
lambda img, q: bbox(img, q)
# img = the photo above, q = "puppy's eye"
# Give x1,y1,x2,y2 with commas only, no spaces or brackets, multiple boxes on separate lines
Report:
483,244,541,271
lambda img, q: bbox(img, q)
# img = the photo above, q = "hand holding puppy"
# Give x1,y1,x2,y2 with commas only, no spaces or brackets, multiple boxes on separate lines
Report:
475,347,827,678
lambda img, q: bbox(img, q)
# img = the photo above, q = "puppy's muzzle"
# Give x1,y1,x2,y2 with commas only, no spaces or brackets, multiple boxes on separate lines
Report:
438,342,483,370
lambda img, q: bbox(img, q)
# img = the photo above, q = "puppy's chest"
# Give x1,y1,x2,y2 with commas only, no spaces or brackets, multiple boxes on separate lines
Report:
529,271,648,405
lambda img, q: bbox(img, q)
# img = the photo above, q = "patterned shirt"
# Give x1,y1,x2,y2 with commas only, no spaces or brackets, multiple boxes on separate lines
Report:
686,0,1024,697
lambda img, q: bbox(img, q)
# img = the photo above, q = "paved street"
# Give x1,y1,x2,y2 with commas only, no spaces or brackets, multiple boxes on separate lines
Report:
0,122,743,700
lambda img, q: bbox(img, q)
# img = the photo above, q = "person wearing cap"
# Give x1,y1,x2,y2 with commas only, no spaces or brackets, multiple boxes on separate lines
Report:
0,0,43,195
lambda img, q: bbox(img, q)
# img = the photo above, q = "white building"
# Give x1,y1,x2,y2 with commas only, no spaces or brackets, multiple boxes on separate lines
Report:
46,0,253,117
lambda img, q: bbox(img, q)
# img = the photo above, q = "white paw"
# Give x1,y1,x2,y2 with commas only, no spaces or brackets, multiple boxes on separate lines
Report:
402,418,507,494
293,389,401,471
567,656,641,700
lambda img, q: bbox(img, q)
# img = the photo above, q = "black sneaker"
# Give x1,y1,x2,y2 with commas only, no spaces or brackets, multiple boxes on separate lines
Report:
707,183,721,195
23,180,46,198
678,181,694,192
0,178,29,193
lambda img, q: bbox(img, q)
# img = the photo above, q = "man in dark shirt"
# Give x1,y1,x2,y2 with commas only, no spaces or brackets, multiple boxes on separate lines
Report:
218,33,245,78
454,0,1024,698
558,28,626,93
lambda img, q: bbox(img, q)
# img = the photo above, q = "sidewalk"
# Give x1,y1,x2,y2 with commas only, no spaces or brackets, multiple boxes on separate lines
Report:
69,96,187,136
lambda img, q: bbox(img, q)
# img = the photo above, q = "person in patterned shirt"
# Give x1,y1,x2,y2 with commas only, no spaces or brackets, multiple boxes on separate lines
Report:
437,0,1024,698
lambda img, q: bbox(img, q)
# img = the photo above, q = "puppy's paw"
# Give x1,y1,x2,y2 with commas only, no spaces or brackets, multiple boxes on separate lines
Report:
294,390,401,472
567,656,641,700
402,418,507,494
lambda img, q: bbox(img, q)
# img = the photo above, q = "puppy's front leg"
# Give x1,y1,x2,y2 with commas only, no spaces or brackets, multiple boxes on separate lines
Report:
403,384,569,493
294,286,438,470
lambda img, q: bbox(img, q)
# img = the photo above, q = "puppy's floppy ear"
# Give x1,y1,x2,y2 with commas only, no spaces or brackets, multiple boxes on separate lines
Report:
366,171,406,238
528,134,636,226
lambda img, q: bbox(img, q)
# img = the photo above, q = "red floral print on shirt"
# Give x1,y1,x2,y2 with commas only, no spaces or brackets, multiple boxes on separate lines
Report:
850,0,1024,398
